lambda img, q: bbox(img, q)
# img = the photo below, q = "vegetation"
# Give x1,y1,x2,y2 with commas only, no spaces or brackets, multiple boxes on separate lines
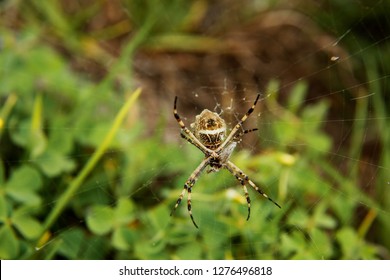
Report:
0,0,389,259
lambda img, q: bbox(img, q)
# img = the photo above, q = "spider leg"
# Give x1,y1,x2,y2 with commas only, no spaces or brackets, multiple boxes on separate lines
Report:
243,128,258,134
225,161,281,220
237,176,252,220
170,157,210,228
241,184,251,220
224,163,251,220
174,96,213,155
217,94,260,152
180,131,205,153
233,128,258,142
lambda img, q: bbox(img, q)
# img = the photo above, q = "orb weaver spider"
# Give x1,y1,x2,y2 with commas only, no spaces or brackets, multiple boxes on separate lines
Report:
170,94,281,228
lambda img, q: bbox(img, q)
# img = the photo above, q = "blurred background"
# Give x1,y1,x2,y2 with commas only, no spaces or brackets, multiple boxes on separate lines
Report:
0,0,389,259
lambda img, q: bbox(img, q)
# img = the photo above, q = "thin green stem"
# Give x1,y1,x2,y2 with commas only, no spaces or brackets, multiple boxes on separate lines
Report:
357,208,377,239
366,55,390,248
348,87,368,179
278,167,290,203
0,93,18,140
36,88,142,246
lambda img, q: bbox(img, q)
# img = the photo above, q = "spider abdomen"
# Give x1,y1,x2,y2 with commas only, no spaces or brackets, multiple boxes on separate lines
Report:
191,109,226,149
197,129,225,149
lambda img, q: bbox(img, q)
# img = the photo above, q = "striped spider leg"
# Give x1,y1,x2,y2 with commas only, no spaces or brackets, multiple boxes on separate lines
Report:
225,161,281,221
171,94,280,228
215,94,260,153
170,157,210,228
173,96,216,157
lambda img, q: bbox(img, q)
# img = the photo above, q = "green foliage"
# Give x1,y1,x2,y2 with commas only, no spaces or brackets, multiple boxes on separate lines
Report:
0,27,141,258
0,0,388,260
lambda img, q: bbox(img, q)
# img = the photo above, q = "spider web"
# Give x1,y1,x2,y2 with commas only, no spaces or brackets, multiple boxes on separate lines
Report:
135,0,390,260
1,0,389,261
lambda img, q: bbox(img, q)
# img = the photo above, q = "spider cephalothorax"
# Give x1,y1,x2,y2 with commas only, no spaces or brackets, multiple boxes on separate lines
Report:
171,95,281,228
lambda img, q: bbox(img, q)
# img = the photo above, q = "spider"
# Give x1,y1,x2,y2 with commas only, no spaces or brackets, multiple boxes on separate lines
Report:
170,94,281,228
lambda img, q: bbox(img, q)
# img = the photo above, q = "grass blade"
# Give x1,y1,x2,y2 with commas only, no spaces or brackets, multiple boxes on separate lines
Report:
36,87,142,247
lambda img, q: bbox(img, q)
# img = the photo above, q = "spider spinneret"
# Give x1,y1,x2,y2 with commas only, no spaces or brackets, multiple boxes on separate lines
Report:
171,94,281,228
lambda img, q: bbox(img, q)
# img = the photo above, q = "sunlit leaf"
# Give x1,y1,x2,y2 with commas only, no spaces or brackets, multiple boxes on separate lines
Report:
5,166,42,205
112,226,135,250
35,149,75,177
0,160,4,184
0,225,19,259
57,228,85,260
0,196,8,220
12,210,43,240
30,93,47,158
310,228,332,259
336,227,360,259
114,197,135,225
86,205,114,235
175,243,202,259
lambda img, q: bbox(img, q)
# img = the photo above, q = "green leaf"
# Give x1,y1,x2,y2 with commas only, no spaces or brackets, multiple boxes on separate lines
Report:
314,207,337,230
310,228,332,259
0,160,4,184
281,231,307,254
9,120,30,148
77,122,113,148
0,225,19,259
175,243,202,259
273,120,300,145
336,227,379,259
5,166,42,205
22,92,48,158
112,226,135,250
46,119,74,154
12,210,43,239
81,236,108,260
287,81,308,113
336,227,360,259
6,189,42,206
302,101,329,127
35,149,75,177
0,195,8,220
305,133,331,154
134,235,168,260
6,165,42,191
287,208,309,228
115,197,135,225
57,228,85,259
146,203,170,229
86,205,114,235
